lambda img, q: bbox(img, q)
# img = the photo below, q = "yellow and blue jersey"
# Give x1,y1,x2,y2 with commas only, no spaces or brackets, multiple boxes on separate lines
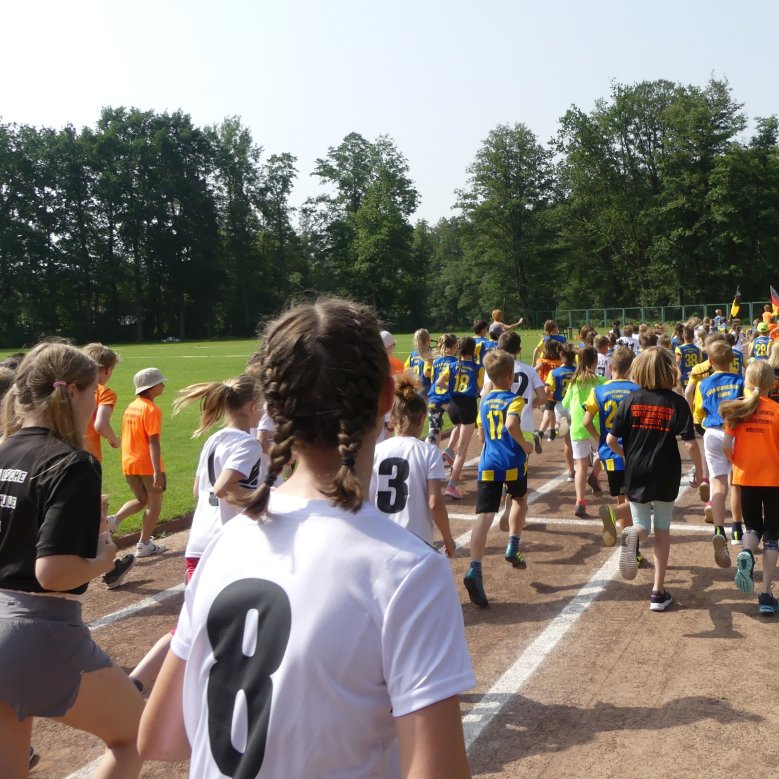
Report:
583,379,639,471
546,364,575,402
405,351,431,390
675,343,701,385
477,390,527,482
695,371,744,428
752,336,771,361
731,348,744,376
474,336,497,366
441,358,484,398
427,356,458,406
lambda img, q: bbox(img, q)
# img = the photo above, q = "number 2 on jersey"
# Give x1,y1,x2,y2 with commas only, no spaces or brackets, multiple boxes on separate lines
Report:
207,579,291,779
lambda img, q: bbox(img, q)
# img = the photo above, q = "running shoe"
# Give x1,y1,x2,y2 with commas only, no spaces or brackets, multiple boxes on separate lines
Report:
620,526,639,580
712,533,731,568
548,429,557,442
731,523,744,546
441,448,454,467
463,567,489,608
599,505,618,547
533,432,543,454
574,501,587,518
688,469,698,489
444,484,463,500
758,592,779,614
566,472,575,482
704,503,713,524
649,590,673,612
734,549,755,594
498,498,511,532
504,544,527,569
699,479,710,503
587,473,602,494
106,514,118,533
102,554,135,589
136,537,167,558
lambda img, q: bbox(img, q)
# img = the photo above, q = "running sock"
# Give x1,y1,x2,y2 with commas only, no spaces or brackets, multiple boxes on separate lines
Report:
715,526,727,537
507,534,520,553
469,560,482,573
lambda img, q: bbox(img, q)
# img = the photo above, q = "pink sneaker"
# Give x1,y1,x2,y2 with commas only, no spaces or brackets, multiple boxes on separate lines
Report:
444,485,463,500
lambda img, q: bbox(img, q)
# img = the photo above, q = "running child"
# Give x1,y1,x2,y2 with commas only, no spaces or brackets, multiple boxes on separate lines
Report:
138,298,474,777
535,339,562,440
371,373,455,555
405,328,433,394
594,334,611,379
607,347,704,611
437,337,484,500
563,346,605,517
750,322,772,361
464,349,534,608
473,319,497,365
675,326,702,389
0,342,143,778
723,362,779,614
582,346,639,549
695,340,744,565
108,368,168,557
546,344,577,477
426,334,458,449
531,319,566,365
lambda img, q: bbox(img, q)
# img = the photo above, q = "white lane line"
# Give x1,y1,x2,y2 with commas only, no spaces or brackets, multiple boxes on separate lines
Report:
87,583,184,631
462,549,620,748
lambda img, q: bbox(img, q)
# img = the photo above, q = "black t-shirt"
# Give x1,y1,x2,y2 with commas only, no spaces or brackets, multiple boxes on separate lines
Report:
609,389,695,503
0,427,101,595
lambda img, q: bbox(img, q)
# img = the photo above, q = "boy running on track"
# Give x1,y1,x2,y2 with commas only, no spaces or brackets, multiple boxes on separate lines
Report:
473,319,497,365
405,328,434,394
607,347,703,611
750,323,772,361
675,326,701,389
139,298,474,778
547,344,577,478
426,334,458,448
464,350,534,608
535,339,562,440
371,373,455,555
723,361,779,614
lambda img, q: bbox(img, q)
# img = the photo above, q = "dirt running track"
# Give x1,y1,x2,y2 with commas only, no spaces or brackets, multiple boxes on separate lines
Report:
31,431,779,779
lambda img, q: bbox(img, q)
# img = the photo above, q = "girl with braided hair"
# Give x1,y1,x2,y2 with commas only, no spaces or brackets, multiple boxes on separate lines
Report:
140,298,474,779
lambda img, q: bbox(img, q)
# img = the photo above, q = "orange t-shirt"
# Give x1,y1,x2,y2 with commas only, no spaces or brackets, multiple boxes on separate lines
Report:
725,397,779,486
388,355,405,376
763,311,773,324
83,384,117,462
121,396,164,475
535,358,562,384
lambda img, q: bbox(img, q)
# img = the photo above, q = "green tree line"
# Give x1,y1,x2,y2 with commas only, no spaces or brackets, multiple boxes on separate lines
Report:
0,78,776,346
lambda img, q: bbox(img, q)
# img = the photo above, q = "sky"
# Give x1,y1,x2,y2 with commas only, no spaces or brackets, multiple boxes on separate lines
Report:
2,0,778,224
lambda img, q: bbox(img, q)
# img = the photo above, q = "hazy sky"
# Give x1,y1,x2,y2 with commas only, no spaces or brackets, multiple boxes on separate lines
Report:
2,1,777,223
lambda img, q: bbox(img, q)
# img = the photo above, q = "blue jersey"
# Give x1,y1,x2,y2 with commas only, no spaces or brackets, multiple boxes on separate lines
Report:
547,365,575,402
583,380,639,471
427,356,458,406
442,359,483,398
675,343,701,385
474,337,497,366
731,348,744,376
671,336,682,349
478,390,527,482
752,336,771,361
405,351,431,389
696,371,744,428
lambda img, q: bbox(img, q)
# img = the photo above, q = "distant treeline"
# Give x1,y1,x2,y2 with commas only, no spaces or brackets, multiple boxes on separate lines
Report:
0,78,776,346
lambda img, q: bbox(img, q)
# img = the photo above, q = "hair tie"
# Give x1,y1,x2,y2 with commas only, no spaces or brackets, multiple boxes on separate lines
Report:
52,381,67,389
264,473,276,487
341,454,356,468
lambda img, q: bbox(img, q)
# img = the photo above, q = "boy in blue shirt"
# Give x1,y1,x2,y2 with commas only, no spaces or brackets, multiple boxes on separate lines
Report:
464,350,534,608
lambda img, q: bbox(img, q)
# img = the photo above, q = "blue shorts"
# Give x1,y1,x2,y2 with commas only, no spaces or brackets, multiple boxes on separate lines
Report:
629,500,674,532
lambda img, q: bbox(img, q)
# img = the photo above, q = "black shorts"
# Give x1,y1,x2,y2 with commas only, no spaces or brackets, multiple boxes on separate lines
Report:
476,477,528,514
741,486,779,542
544,399,555,412
606,469,625,498
448,395,478,426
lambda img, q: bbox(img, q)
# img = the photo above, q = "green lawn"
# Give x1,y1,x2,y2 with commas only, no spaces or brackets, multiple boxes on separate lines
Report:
1,329,545,536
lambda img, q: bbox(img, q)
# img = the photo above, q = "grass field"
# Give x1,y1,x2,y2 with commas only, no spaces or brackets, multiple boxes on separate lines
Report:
1,329,546,536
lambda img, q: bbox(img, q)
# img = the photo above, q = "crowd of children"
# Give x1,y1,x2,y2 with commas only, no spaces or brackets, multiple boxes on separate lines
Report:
0,302,777,777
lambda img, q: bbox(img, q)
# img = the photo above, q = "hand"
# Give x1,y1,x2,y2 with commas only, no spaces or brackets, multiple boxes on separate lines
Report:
152,472,164,491
96,532,118,574
443,536,456,558
110,438,120,449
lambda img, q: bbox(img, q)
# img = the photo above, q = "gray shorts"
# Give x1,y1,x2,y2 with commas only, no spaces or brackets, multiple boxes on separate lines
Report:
0,590,112,720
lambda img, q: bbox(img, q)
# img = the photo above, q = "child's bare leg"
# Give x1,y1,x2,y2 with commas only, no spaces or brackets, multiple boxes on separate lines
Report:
130,633,173,693
615,496,632,529
449,424,475,483
470,512,494,562
113,497,147,524
710,475,728,532
563,432,574,476
653,529,671,592
140,490,164,543
0,701,32,779
574,457,588,504
508,494,527,537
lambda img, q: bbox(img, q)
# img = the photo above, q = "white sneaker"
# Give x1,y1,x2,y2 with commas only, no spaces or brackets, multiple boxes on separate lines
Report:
106,514,118,533
135,537,167,558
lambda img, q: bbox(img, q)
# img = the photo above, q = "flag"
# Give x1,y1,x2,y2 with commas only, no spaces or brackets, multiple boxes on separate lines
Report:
771,285,779,316
730,286,741,319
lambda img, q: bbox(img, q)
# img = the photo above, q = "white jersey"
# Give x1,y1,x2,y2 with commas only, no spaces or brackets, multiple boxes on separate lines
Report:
185,428,262,559
511,359,544,434
370,436,446,545
596,352,612,379
617,335,640,354
171,491,474,779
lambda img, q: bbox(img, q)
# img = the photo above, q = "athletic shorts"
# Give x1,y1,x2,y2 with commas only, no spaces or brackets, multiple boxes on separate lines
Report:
125,472,167,500
544,399,556,412
703,428,731,479
629,500,674,532
554,401,570,423
448,395,478,426
606,469,626,497
571,439,593,461
741,486,779,542
0,590,112,720
476,477,528,514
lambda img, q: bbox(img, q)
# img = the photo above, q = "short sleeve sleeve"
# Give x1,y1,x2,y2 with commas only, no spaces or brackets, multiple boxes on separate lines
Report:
427,446,446,481
562,384,572,410
583,389,599,416
609,398,629,438
97,386,117,409
144,403,162,438
382,554,475,717
222,437,262,479
507,397,525,417
530,369,544,391
674,398,696,441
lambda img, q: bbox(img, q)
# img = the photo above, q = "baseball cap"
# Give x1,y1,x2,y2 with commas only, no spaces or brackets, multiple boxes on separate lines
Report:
133,367,166,394
757,322,770,333
380,330,396,349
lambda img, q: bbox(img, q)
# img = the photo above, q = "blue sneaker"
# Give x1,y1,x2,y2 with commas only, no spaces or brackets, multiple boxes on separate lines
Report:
734,550,754,594
504,544,527,569
758,592,779,615
463,567,489,608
